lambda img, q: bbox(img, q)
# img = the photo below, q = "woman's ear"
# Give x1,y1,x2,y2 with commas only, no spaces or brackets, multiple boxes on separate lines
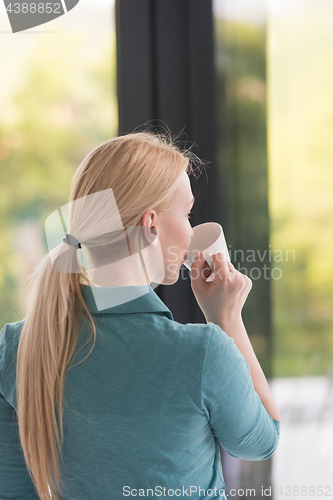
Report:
141,210,158,247
141,210,157,246
142,226,159,247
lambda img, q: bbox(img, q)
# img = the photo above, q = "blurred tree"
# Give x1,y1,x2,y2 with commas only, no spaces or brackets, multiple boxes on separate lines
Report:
215,13,333,379
215,19,272,377
0,32,117,325
268,2,333,377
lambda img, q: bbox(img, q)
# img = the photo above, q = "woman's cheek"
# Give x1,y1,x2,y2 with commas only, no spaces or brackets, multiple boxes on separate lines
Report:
166,245,179,264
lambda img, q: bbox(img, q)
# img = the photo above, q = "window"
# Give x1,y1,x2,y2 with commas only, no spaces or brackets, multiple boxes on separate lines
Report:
0,0,117,322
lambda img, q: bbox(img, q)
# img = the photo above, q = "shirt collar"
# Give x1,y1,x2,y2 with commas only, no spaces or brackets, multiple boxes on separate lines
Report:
81,284,174,320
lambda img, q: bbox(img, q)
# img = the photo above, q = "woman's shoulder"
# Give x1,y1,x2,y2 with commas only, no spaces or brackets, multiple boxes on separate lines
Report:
172,320,245,379
0,320,25,404
165,319,233,355
172,320,231,343
0,319,26,349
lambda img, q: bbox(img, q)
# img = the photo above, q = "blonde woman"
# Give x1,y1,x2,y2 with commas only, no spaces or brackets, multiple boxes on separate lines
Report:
0,132,280,500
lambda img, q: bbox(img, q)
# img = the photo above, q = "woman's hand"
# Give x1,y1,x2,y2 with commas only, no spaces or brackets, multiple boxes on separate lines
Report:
190,252,252,323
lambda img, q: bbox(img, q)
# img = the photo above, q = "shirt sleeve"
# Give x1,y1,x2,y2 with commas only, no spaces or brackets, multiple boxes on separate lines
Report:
201,322,280,461
0,393,40,500
0,324,40,500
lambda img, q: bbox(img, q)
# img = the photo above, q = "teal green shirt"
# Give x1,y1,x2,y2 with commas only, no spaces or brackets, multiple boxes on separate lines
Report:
0,285,280,499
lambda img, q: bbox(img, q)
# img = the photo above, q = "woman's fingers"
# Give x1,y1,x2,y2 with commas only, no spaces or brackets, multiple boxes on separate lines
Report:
211,252,230,281
190,251,253,320
191,251,251,295
212,254,252,294
190,252,209,289
227,261,235,273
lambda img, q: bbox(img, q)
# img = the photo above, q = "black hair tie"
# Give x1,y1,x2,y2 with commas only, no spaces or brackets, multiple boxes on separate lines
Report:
62,233,82,249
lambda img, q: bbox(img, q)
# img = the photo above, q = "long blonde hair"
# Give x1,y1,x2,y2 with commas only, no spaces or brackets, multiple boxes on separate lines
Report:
16,132,194,500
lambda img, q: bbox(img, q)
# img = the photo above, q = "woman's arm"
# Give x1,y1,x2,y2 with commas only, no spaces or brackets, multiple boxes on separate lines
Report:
201,322,280,461
207,314,281,422
190,251,281,423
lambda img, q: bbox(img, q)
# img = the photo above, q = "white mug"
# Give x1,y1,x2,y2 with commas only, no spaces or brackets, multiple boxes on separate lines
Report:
183,222,230,281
